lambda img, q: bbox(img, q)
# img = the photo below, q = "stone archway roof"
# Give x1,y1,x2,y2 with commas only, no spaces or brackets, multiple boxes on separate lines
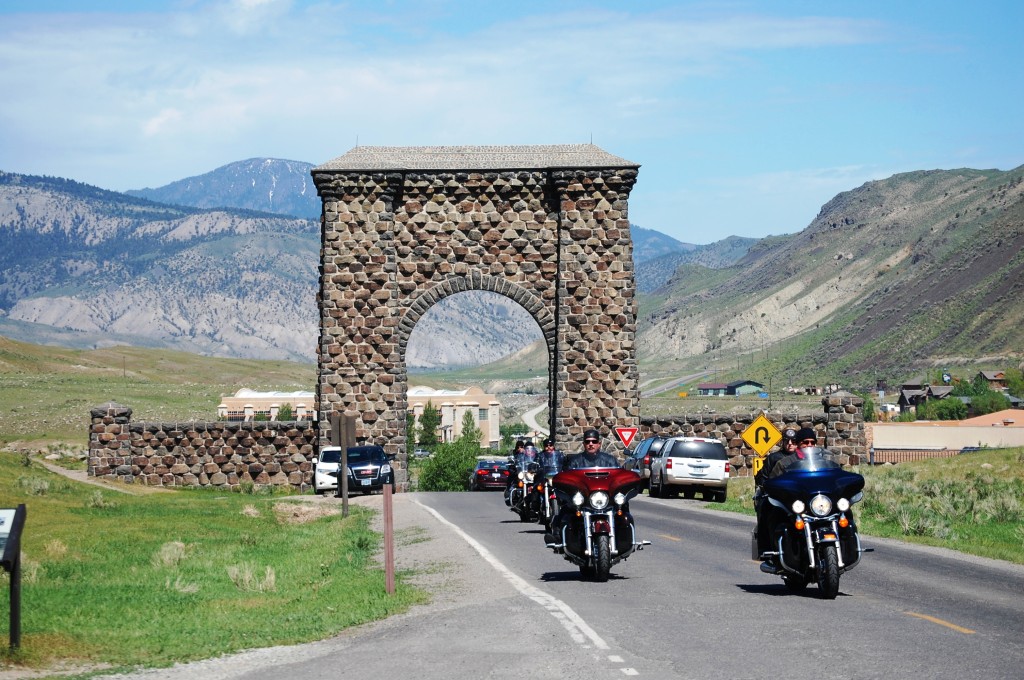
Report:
314,144,639,172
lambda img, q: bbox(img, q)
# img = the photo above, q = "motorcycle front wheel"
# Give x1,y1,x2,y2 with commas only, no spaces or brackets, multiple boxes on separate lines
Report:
817,545,840,599
593,534,611,582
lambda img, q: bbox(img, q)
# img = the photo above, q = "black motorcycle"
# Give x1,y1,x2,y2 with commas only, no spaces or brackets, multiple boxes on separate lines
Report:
754,446,868,599
507,457,541,522
530,450,565,528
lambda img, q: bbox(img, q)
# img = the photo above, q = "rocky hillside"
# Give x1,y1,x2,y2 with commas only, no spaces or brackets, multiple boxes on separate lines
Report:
0,171,319,361
636,166,1024,386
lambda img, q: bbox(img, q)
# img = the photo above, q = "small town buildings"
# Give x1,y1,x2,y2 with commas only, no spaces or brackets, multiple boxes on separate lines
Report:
696,380,765,397
407,385,501,449
218,389,315,421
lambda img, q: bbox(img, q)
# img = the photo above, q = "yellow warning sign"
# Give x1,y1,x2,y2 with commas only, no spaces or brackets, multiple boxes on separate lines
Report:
741,414,782,457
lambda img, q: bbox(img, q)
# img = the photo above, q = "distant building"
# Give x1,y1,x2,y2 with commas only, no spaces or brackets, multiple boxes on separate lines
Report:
697,383,729,397
218,389,315,421
978,370,1007,391
407,385,501,449
696,380,765,397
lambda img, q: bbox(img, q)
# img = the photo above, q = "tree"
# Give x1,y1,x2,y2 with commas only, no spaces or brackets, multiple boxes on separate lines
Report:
276,403,293,420
459,410,482,448
500,422,530,451
1004,368,1024,399
417,439,479,491
418,401,440,449
971,390,1011,416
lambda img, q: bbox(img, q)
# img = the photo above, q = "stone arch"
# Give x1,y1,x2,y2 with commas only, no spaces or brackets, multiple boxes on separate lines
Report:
397,274,556,360
312,144,641,488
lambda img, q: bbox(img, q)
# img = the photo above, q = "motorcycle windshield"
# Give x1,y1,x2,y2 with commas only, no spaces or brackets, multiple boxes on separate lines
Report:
538,451,565,476
768,447,842,477
764,448,865,501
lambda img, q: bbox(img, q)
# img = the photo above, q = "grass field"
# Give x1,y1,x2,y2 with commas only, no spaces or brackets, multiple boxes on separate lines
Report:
0,453,425,672
0,336,315,448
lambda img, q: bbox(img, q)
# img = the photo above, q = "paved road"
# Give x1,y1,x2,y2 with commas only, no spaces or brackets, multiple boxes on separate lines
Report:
85,491,1024,680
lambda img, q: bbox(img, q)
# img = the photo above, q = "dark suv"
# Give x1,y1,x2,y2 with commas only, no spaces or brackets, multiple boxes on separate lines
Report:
313,445,395,495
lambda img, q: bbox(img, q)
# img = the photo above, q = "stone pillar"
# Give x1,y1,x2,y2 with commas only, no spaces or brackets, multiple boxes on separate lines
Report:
822,391,866,464
88,402,133,481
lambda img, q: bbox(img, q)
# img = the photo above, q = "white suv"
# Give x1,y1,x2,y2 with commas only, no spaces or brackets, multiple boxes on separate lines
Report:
648,436,730,502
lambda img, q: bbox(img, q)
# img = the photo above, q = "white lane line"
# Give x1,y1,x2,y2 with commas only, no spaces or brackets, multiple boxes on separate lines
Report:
415,500,610,651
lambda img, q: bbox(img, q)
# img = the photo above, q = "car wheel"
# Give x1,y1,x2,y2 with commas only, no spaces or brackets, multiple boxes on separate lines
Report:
648,474,661,498
716,490,728,503
313,485,323,496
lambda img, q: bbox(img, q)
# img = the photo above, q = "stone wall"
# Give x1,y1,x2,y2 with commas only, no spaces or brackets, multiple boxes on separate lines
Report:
639,392,866,476
88,402,318,489
88,393,864,489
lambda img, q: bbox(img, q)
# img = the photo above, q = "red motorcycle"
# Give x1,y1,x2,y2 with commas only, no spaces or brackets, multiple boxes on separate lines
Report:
546,467,650,581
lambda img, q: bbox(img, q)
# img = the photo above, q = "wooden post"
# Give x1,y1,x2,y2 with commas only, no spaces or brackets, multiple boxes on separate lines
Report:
384,484,395,594
334,414,357,517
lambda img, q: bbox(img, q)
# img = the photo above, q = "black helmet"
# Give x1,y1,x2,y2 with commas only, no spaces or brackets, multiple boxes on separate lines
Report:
514,439,525,448
543,438,555,447
782,428,798,441
794,428,817,445
583,428,601,441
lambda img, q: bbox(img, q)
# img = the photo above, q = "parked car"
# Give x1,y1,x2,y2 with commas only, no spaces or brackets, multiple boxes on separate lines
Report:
413,448,432,458
622,435,669,482
468,459,510,491
648,436,730,502
312,445,395,495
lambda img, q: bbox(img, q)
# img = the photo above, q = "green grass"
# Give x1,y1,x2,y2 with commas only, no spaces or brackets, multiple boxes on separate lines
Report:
711,448,1024,564
0,453,426,672
0,336,314,447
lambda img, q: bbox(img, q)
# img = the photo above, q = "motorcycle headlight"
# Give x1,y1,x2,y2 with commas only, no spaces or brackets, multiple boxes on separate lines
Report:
614,492,627,506
791,500,806,514
837,497,850,512
809,494,833,516
590,491,610,510
518,470,527,480
572,491,585,507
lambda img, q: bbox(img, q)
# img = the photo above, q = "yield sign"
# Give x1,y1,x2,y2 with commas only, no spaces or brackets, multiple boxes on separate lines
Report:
615,427,639,448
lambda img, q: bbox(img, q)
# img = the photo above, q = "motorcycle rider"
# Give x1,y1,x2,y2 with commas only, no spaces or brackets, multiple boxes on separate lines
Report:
754,427,816,563
564,429,619,470
538,437,566,476
504,439,527,505
546,429,621,545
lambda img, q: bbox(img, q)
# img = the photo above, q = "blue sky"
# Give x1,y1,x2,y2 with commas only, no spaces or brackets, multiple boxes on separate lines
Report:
1,0,1021,244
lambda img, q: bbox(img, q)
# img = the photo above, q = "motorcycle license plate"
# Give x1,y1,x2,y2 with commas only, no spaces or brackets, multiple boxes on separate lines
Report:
361,479,371,486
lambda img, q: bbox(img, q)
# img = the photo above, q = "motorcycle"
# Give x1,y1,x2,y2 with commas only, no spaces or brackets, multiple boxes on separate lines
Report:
546,467,649,581
507,458,541,522
754,446,869,599
530,450,566,529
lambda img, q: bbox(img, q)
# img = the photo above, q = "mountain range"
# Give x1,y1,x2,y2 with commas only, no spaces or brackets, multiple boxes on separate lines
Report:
1,158,1021,384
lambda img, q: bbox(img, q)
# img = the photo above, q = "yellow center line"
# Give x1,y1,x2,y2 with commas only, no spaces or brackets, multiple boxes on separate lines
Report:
657,533,682,542
905,611,976,635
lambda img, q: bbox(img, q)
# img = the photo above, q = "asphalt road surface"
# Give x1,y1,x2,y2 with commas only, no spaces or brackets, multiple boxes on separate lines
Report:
91,491,1024,680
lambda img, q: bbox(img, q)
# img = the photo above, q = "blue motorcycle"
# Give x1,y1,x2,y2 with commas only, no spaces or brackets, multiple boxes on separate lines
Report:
755,447,868,598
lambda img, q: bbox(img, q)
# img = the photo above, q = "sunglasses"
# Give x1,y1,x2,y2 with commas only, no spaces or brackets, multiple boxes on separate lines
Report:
584,439,599,444
799,439,816,445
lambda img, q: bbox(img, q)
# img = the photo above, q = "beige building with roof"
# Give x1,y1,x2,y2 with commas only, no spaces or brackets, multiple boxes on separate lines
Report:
218,389,315,422
407,385,501,450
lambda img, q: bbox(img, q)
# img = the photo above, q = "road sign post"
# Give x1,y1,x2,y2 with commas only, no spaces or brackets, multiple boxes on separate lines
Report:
1,504,26,650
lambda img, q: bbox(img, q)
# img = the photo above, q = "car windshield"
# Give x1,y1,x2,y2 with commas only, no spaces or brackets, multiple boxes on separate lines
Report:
347,446,386,464
769,447,843,478
667,441,727,460
319,449,341,464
